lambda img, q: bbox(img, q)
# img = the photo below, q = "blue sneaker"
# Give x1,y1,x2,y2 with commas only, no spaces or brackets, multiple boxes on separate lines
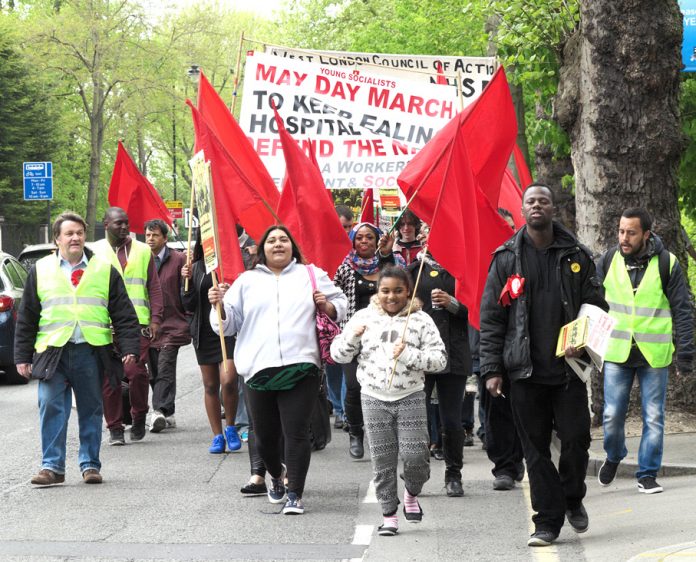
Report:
209,434,225,454
225,425,242,451
283,492,305,515
240,430,249,443
268,464,287,504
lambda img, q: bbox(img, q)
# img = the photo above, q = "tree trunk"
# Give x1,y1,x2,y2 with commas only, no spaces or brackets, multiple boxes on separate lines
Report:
556,1,696,416
533,143,575,231
86,76,105,241
556,1,685,257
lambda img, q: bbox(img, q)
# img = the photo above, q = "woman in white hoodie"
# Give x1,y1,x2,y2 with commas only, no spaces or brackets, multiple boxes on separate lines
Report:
330,266,446,537
209,225,347,516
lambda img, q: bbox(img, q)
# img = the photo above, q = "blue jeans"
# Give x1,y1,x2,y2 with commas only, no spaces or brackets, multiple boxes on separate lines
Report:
325,363,345,417
603,362,668,479
38,343,103,474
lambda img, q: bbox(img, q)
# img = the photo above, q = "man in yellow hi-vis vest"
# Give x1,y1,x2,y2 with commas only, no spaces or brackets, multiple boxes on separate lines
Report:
597,208,693,494
14,212,140,486
93,207,163,446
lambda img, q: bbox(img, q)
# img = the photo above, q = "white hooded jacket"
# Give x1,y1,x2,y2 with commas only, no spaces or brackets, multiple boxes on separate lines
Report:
330,295,447,402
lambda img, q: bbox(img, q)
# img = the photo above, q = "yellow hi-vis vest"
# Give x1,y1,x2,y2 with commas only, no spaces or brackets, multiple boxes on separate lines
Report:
35,254,113,353
603,251,676,368
93,238,151,325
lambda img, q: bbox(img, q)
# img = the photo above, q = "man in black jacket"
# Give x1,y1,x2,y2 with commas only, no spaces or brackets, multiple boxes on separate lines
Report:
15,212,140,486
480,184,608,547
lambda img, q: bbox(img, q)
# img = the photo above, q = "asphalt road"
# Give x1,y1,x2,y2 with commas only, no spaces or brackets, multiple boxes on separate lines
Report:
0,344,694,561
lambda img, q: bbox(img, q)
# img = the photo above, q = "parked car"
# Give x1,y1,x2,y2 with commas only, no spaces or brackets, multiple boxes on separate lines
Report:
0,252,28,385
17,243,56,270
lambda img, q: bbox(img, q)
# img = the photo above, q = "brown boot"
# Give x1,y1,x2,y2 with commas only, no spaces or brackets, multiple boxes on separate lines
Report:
31,469,65,486
82,469,103,484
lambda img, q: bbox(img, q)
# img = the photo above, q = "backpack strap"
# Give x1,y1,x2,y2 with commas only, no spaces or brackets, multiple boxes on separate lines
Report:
658,249,672,296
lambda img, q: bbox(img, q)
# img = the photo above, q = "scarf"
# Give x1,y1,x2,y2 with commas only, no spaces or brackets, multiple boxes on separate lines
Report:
345,249,381,275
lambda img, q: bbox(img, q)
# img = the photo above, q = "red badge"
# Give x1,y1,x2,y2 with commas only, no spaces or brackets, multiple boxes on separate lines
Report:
498,274,525,306
71,269,85,287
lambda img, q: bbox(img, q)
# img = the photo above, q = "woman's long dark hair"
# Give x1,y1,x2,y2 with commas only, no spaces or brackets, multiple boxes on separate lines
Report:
254,224,305,267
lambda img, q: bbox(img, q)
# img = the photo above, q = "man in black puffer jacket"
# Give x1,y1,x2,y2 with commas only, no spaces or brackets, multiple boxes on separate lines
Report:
480,184,608,548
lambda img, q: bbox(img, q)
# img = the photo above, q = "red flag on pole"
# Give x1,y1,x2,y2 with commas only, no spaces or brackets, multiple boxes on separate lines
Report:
457,67,518,207
359,188,375,225
196,71,279,241
435,61,448,86
512,143,533,189
108,141,173,234
273,107,351,278
499,168,525,230
398,113,513,330
188,101,252,284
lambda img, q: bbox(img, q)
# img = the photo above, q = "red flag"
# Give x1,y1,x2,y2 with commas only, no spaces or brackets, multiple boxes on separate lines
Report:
196,71,279,241
359,188,375,225
188,101,250,284
398,112,513,330
513,143,533,188
435,61,448,86
273,107,351,278
108,141,173,234
457,67,518,207
499,168,525,230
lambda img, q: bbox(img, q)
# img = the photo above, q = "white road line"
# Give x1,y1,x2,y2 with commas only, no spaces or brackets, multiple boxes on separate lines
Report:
362,478,377,503
520,479,561,561
352,525,374,545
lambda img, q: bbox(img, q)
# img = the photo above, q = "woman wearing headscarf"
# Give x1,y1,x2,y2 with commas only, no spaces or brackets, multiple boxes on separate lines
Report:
333,222,404,459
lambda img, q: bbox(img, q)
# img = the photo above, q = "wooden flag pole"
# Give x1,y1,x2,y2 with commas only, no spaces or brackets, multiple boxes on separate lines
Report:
184,182,196,292
457,71,464,111
211,270,229,375
387,244,428,389
207,163,225,283
231,31,245,115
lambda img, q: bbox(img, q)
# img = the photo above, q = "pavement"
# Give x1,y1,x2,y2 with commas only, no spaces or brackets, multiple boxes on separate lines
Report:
587,430,696,479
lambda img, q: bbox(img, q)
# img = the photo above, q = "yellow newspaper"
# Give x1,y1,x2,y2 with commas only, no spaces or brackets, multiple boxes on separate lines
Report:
556,304,616,383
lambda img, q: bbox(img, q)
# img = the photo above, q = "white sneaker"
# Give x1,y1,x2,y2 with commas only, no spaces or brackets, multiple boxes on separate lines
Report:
165,415,176,429
465,375,478,393
150,410,166,433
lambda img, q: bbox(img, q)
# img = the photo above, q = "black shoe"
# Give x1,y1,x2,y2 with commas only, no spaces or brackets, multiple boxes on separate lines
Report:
527,530,558,547
463,431,474,447
493,474,515,491
637,476,663,494
349,434,364,459
130,419,146,441
334,416,344,430
240,481,268,496
108,429,126,446
566,503,589,533
598,459,620,486
430,446,444,461
445,480,464,497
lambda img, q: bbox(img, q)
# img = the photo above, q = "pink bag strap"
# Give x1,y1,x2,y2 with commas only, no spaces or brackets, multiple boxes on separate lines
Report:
305,264,318,292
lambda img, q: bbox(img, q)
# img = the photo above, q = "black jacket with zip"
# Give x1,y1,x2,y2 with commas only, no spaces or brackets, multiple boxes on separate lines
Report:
479,222,608,382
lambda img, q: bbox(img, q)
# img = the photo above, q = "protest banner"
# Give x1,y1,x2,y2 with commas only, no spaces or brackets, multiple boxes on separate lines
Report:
264,46,496,93
239,51,463,190
189,149,228,371
190,150,220,275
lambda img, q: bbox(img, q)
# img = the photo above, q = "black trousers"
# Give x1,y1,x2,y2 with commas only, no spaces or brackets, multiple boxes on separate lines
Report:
480,376,524,479
246,374,319,498
242,380,266,478
510,377,591,534
423,374,465,431
148,345,180,417
343,361,363,435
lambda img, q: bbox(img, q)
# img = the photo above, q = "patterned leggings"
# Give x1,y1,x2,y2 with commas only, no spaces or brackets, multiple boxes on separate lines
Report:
362,391,431,515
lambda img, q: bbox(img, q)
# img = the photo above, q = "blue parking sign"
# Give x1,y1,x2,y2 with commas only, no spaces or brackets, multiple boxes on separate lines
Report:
23,162,53,200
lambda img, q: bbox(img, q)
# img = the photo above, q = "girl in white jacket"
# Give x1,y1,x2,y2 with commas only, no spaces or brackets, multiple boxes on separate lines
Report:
330,266,446,536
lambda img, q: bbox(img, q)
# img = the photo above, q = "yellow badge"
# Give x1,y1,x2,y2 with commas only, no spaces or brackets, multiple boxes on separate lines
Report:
430,270,439,277
571,262,581,273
